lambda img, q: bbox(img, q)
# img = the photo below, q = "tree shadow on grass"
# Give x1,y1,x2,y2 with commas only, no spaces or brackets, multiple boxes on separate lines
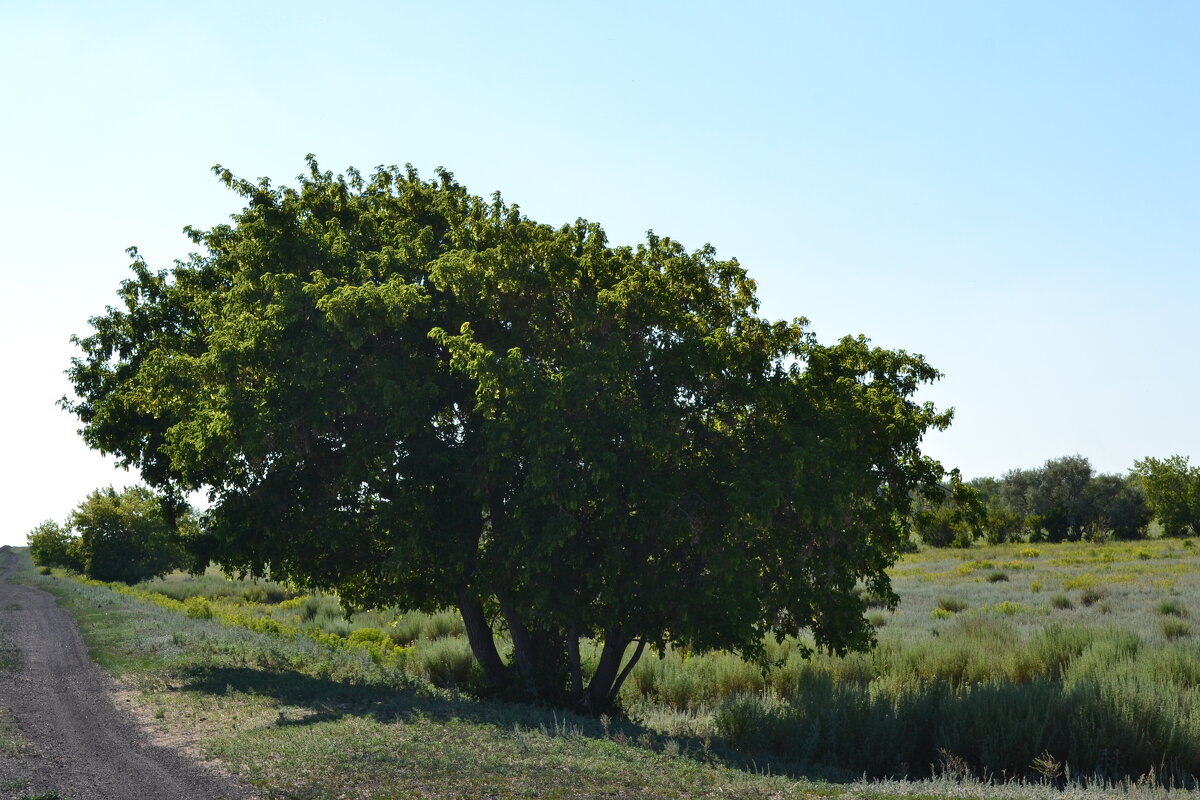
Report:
175,663,824,781
175,662,1200,790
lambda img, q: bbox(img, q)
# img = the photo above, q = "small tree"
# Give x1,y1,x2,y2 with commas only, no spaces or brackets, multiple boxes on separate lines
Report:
68,486,191,584
912,483,984,548
965,477,1025,544
1036,456,1095,541
26,520,84,571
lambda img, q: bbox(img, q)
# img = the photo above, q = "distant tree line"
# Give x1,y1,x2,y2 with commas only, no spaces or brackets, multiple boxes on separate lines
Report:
912,454,1200,546
27,485,192,584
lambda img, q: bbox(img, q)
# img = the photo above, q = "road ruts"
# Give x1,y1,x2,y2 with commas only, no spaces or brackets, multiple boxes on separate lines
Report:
0,550,249,799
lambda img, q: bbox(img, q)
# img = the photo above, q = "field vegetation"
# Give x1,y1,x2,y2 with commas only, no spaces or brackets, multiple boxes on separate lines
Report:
23,535,1200,797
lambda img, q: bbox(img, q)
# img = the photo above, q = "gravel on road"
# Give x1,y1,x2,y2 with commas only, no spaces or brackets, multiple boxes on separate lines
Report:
0,550,250,799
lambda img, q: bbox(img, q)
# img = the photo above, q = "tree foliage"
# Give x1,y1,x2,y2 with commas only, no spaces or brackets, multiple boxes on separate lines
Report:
1085,473,1151,541
999,456,1093,542
911,482,985,548
988,456,1149,543
64,158,954,708
26,520,84,571
917,457,1152,546
27,487,192,583
1132,455,1200,538
68,486,192,584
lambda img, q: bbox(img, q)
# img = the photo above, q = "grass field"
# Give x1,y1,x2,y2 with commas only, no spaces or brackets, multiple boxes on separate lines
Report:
19,539,1200,799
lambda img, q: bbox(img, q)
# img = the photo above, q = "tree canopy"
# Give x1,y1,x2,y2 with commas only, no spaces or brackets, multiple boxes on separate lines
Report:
26,519,82,573
1132,455,1200,538
916,456,1152,547
28,486,192,583
65,158,953,708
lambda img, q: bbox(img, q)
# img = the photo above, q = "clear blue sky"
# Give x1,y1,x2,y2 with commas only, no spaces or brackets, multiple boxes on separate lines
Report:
2,1,1198,544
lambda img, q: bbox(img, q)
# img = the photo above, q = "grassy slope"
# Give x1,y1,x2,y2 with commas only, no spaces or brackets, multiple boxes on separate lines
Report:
17,539,1200,799
16,552,834,800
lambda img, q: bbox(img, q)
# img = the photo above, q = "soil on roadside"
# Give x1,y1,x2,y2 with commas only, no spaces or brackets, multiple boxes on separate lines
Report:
0,549,250,799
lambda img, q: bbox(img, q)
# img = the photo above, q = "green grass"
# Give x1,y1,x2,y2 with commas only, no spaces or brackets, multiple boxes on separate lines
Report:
22,537,1200,797
1162,619,1192,641
0,707,26,758
134,568,296,604
17,554,841,799
1051,594,1074,610
1158,600,1188,618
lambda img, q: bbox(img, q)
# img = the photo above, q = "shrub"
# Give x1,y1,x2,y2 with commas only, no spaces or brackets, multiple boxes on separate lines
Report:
243,585,293,604
1158,600,1187,618
854,586,892,609
347,627,390,646
1019,547,1041,558
984,506,1025,545
1162,620,1192,640
986,571,1009,583
914,504,976,548
410,636,481,690
1079,586,1108,607
992,601,1025,615
183,596,214,620
931,608,954,620
1062,573,1097,591
1009,624,1095,682
390,609,466,645
298,595,340,623
1050,594,1074,610
937,597,968,613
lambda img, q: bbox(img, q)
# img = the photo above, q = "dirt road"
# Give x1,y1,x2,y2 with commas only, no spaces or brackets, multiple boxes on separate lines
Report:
0,551,247,799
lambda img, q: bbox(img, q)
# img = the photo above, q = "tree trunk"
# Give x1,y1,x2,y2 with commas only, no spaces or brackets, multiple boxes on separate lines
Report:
457,590,508,688
567,625,583,699
584,628,632,712
499,594,540,696
608,638,645,702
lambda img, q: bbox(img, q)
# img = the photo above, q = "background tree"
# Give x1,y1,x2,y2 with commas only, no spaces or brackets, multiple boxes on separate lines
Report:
911,482,984,547
1084,474,1150,541
64,158,955,709
964,477,1025,544
1132,456,1200,537
67,486,191,584
1032,455,1094,541
941,459,1151,544
998,467,1040,521
26,520,84,571
995,456,1093,542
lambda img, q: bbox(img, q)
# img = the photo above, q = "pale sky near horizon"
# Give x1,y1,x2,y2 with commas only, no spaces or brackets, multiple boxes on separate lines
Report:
2,2,1198,545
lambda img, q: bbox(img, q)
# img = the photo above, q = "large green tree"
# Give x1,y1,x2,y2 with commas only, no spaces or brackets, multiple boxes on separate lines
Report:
65,158,954,709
